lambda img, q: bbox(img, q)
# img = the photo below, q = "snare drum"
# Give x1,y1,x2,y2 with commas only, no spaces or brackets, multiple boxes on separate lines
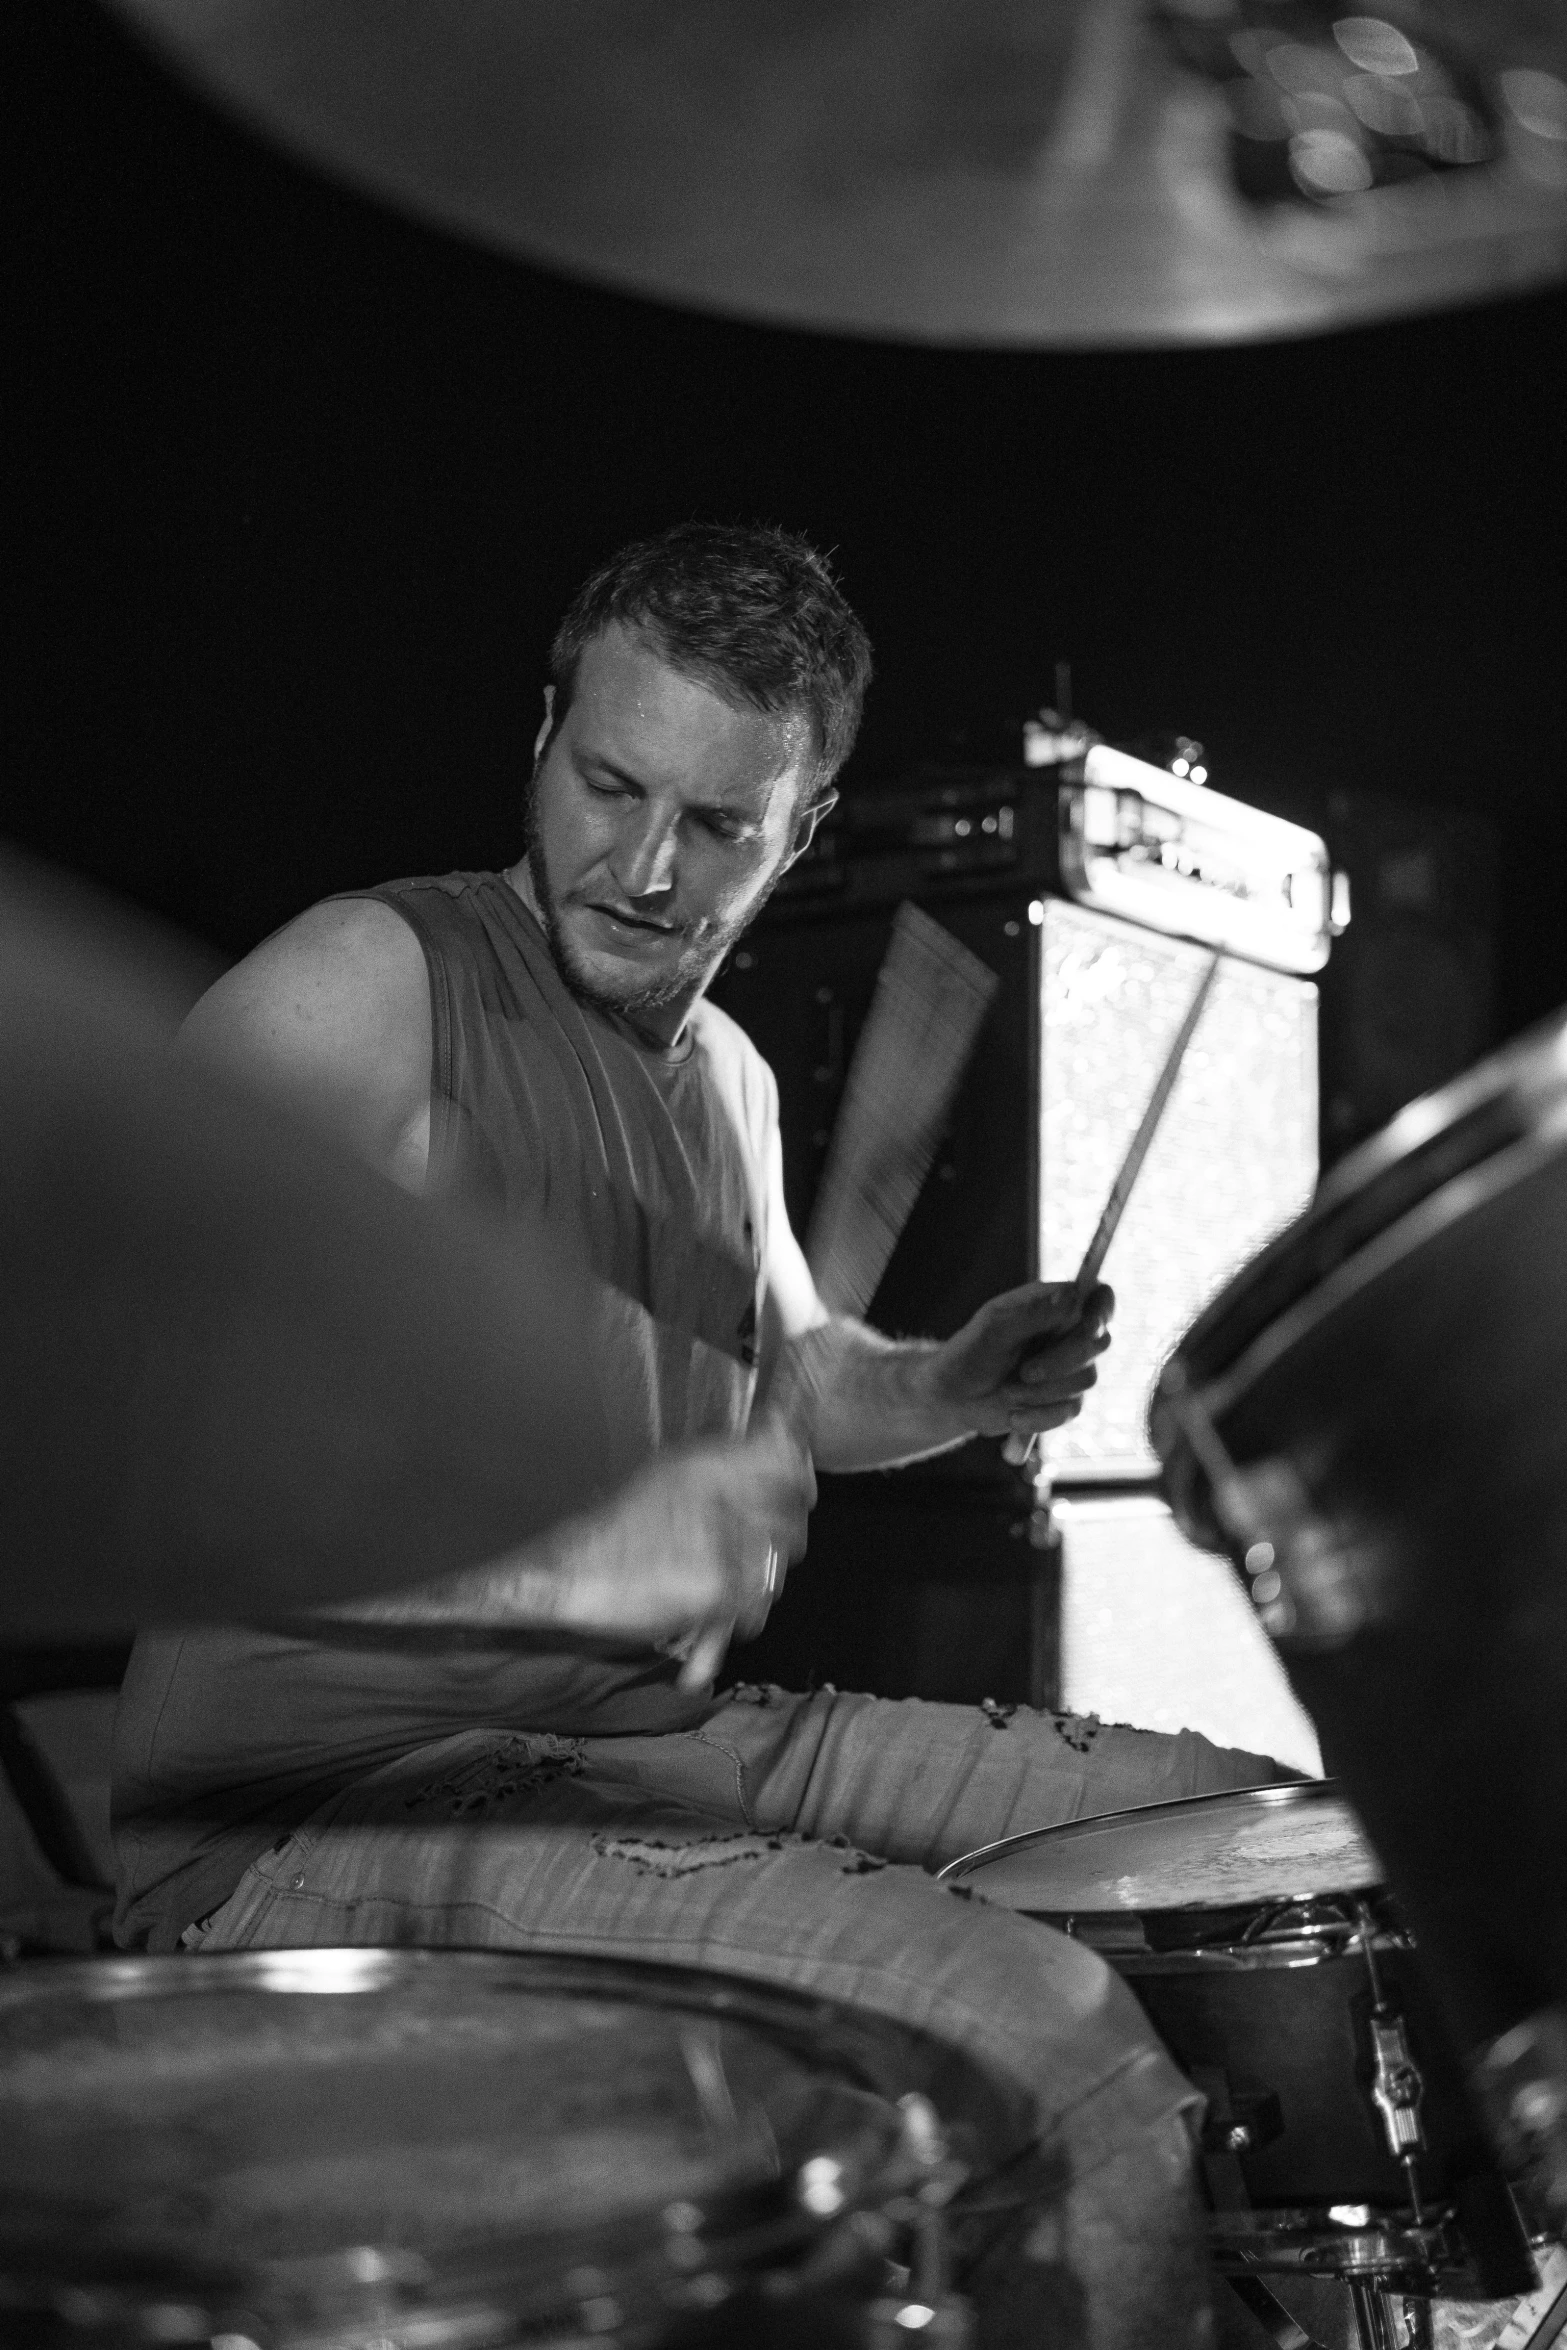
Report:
941,1784,1534,2301
0,1948,972,2347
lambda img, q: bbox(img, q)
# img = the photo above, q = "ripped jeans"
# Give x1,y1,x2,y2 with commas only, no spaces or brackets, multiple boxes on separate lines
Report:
188,1687,1283,2348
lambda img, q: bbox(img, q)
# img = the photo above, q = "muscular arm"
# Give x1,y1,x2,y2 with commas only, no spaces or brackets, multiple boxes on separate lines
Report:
788,1297,1108,1473
177,897,434,1189
181,896,812,1666
754,1066,1109,1474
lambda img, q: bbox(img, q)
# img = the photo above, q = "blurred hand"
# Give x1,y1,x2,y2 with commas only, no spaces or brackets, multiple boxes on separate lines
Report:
543,1416,815,1687
917,1279,1113,1459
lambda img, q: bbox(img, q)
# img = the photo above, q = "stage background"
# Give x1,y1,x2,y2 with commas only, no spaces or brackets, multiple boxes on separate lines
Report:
10,0,1563,1048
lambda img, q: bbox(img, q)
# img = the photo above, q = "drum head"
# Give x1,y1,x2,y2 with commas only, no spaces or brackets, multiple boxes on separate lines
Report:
938,1782,1382,1920
0,1948,924,2340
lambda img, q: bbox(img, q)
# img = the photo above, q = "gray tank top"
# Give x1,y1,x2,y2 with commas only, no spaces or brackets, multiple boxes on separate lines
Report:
113,873,773,1950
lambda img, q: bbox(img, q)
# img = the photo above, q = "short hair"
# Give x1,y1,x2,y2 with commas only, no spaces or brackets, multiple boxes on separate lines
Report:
549,522,873,802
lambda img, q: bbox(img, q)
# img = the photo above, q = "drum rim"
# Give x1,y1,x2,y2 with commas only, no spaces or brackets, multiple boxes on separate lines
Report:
0,1946,929,2329
1153,1095,1567,1469
1157,1006,1567,1407
934,1776,1378,1903
1313,1006,1567,1221
0,1945,934,2101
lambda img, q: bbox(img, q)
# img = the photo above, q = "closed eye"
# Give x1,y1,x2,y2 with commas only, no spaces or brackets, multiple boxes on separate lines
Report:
694,808,757,845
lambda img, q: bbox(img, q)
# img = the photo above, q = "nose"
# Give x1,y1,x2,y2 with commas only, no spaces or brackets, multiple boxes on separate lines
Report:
614,807,678,902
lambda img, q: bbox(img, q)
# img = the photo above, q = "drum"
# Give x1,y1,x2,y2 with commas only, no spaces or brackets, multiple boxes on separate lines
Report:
0,1947,976,2347
1147,1014,1567,2228
940,1784,1536,2304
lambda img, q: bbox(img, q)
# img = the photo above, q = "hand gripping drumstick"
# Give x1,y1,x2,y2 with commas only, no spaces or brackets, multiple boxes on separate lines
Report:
1015,947,1222,1468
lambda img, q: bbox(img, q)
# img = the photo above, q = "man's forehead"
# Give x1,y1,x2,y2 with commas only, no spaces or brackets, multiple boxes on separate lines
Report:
566,626,812,799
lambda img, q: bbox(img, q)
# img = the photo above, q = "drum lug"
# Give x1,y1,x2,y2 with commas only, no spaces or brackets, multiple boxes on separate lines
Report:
1353,1898,1431,2231
1193,2063,1284,2210
1367,2012,1426,2164
1199,2086,1285,2162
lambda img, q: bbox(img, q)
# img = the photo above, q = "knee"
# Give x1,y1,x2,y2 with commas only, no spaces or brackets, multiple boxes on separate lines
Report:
958,2108,1210,2350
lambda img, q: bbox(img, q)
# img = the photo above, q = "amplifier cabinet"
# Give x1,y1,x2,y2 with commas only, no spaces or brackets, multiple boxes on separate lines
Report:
714,890,1317,1483
1054,1491,1321,1774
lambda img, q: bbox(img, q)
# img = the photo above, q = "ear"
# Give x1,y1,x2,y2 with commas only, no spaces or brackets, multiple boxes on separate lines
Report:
780,788,837,872
531,685,556,767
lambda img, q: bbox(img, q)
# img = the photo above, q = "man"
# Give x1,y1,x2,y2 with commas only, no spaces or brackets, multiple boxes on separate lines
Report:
114,524,1280,2345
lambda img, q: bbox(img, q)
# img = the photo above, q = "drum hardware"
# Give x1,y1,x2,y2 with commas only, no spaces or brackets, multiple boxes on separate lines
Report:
1203,2085,1286,2162
939,1787,1546,2350
1227,2270,1318,2350
816,2092,977,2349
1348,2275,1431,2350
1356,1900,1432,2233
1211,2205,1469,2281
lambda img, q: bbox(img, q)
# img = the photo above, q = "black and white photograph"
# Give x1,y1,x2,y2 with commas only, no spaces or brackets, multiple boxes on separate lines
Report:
6,4,1567,2345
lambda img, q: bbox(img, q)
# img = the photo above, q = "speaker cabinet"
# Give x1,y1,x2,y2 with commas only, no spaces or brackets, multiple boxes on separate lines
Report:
715,887,1317,1483
1315,791,1497,1167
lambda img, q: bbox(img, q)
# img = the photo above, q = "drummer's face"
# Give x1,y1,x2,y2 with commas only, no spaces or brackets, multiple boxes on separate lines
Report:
523,625,818,1037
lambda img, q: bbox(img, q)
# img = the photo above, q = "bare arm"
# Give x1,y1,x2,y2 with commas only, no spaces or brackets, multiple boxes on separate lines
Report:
781,1288,1113,1474
752,1071,1110,1471
177,896,433,1189
182,896,812,1674
328,1419,816,1689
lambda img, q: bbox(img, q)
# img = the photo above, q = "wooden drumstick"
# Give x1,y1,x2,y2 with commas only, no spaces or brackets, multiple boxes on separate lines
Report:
805,901,1000,1319
770,901,999,1435
1069,947,1222,1311
1015,947,1222,1468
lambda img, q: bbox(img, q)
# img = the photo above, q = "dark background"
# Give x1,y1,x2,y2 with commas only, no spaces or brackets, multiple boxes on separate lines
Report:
10,1,1565,1038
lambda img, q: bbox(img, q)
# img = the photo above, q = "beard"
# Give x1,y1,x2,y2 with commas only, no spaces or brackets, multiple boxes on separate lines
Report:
522,784,770,1025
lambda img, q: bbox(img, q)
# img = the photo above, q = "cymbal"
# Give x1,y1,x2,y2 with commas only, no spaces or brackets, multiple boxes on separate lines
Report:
0,851,612,1638
107,0,1567,344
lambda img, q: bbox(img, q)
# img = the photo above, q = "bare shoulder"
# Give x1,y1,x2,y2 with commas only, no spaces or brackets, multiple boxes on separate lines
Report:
688,996,776,1103
688,996,779,1156
180,894,433,1181
184,895,427,1049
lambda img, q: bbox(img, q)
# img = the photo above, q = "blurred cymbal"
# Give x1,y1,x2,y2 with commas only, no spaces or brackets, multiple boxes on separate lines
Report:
107,0,1567,344
1,851,612,1637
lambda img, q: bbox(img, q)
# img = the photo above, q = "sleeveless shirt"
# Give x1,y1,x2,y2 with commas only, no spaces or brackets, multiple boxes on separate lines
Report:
113,873,785,1951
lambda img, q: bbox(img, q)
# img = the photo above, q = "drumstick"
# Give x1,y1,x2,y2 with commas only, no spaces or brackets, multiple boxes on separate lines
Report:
1068,946,1222,1312
769,902,998,1442
805,900,1000,1319
1015,948,1221,1468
